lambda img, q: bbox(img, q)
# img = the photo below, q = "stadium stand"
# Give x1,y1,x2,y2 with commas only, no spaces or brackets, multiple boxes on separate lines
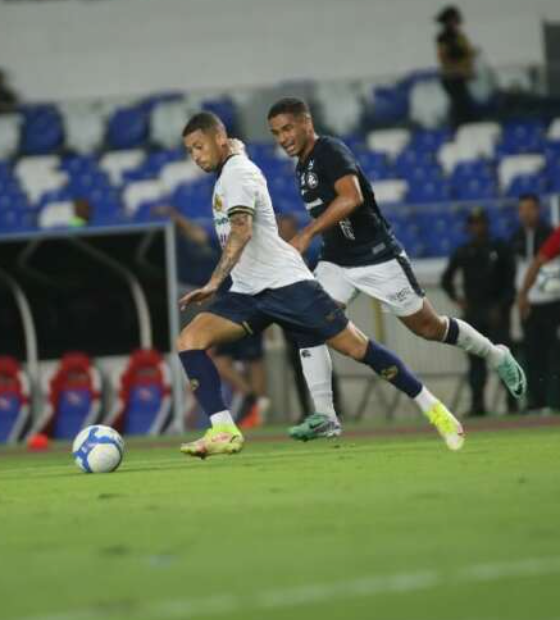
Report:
0,86,559,258
32,352,103,440
0,356,31,444
108,349,172,436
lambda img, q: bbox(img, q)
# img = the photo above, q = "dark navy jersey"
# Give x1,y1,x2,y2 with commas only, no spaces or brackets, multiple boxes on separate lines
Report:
296,136,402,267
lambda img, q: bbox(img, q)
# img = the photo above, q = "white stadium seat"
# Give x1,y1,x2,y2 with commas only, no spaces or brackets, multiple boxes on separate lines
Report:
123,180,166,214
159,160,203,192
15,156,67,202
498,154,545,190
0,114,21,159
60,102,105,154
455,121,501,158
547,118,560,141
315,82,363,136
371,179,408,205
100,149,145,185
366,129,410,159
409,81,448,129
150,99,192,149
38,201,75,228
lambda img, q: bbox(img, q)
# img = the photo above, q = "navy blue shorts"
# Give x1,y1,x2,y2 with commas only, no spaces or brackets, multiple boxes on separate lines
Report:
206,280,348,347
215,332,264,362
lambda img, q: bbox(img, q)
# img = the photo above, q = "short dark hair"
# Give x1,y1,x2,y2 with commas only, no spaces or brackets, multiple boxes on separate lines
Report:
182,112,225,138
518,193,540,206
267,97,310,120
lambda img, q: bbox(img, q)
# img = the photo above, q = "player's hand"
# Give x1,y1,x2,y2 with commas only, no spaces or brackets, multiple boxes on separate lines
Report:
517,293,531,320
228,139,246,155
179,283,218,310
289,231,313,255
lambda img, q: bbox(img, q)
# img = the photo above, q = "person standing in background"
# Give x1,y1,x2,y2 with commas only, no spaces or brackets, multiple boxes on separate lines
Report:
441,209,516,416
512,195,560,412
435,6,476,128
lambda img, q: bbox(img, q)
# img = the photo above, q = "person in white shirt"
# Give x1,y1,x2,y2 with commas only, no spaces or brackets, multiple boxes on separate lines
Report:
176,112,464,459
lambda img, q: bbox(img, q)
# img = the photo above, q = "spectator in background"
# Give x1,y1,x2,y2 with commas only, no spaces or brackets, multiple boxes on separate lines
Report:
512,197,560,411
441,208,516,415
435,6,476,128
69,198,92,227
152,205,220,290
0,69,18,115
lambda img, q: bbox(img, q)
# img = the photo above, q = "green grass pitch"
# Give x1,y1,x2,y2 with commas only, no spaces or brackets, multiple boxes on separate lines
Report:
1,423,559,620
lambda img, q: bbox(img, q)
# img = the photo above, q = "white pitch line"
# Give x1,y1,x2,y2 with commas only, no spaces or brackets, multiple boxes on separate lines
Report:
11,555,560,620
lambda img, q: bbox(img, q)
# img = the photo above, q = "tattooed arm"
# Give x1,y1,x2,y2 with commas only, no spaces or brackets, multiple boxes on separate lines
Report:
179,211,253,309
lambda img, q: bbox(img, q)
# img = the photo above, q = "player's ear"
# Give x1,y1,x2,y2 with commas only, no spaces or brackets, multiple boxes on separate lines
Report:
215,127,229,149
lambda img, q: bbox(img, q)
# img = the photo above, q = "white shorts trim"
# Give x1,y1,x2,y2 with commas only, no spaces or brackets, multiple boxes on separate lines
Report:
314,255,425,317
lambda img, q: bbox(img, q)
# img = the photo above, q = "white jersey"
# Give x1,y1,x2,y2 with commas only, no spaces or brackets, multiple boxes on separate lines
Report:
212,154,313,295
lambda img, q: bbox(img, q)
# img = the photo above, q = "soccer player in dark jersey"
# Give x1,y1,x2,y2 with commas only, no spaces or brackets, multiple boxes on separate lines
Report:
267,97,526,438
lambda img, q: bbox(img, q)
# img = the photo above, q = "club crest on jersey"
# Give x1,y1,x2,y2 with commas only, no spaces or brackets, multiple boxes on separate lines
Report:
306,172,318,189
213,195,224,212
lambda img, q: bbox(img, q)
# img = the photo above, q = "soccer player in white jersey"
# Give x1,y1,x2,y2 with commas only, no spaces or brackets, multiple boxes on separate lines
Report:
267,97,526,440
177,112,464,458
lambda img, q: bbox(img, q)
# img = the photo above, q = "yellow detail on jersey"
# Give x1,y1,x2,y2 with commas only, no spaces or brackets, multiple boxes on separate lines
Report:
213,195,223,212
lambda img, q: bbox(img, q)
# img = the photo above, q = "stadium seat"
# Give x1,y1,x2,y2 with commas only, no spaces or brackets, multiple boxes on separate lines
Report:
60,101,105,154
159,160,204,192
498,154,545,190
38,201,76,228
0,114,22,160
20,105,64,155
547,118,560,141
0,356,31,444
109,349,172,435
409,79,448,128
33,353,103,440
150,98,192,149
366,129,410,160
371,179,408,205
315,82,363,135
122,180,165,215
455,121,501,158
106,106,149,150
100,149,145,185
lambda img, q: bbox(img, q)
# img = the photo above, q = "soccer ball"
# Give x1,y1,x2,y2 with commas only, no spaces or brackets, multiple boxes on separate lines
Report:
536,262,560,295
72,425,124,474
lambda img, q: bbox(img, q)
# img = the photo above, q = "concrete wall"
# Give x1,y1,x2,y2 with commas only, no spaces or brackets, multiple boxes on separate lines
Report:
1,0,559,101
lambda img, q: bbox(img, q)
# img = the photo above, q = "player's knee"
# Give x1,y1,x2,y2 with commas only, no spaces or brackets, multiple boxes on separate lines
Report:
176,327,210,352
414,315,446,341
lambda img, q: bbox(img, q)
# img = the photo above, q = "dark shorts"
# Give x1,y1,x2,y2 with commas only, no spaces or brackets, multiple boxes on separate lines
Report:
206,280,348,348
215,332,264,362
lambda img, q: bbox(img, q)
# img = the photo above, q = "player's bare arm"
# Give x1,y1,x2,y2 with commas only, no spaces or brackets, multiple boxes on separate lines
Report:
290,175,363,254
179,211,253,309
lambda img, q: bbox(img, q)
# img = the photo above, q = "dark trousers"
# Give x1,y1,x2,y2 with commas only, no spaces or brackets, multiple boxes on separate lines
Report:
441,76,475,128
522,301,560,410
465,308,516,414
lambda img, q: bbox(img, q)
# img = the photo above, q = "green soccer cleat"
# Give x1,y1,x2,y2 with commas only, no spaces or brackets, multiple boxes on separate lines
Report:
288,413,342,442
180,424,244,459
426,402,465,451
495,345,527,400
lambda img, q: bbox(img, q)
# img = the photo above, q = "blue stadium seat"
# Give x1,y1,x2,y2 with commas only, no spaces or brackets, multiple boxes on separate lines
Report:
20,105,64,155
106,106,149,150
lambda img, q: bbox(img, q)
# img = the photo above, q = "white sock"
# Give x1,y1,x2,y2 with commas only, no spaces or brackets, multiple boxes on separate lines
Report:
414,386,439,416
454,319,506,367
210,409,235,427
299,345,338,420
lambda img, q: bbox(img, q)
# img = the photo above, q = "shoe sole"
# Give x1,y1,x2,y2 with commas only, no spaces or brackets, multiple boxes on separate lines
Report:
289,427,342,442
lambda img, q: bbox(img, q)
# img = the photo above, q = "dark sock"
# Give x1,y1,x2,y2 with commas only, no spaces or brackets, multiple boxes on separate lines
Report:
361,340,423,398
179,350,226,418
444,317,459,345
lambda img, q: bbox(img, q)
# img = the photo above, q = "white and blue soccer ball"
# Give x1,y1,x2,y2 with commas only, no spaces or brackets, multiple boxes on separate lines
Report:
536,262,560,295
72,425,124,474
